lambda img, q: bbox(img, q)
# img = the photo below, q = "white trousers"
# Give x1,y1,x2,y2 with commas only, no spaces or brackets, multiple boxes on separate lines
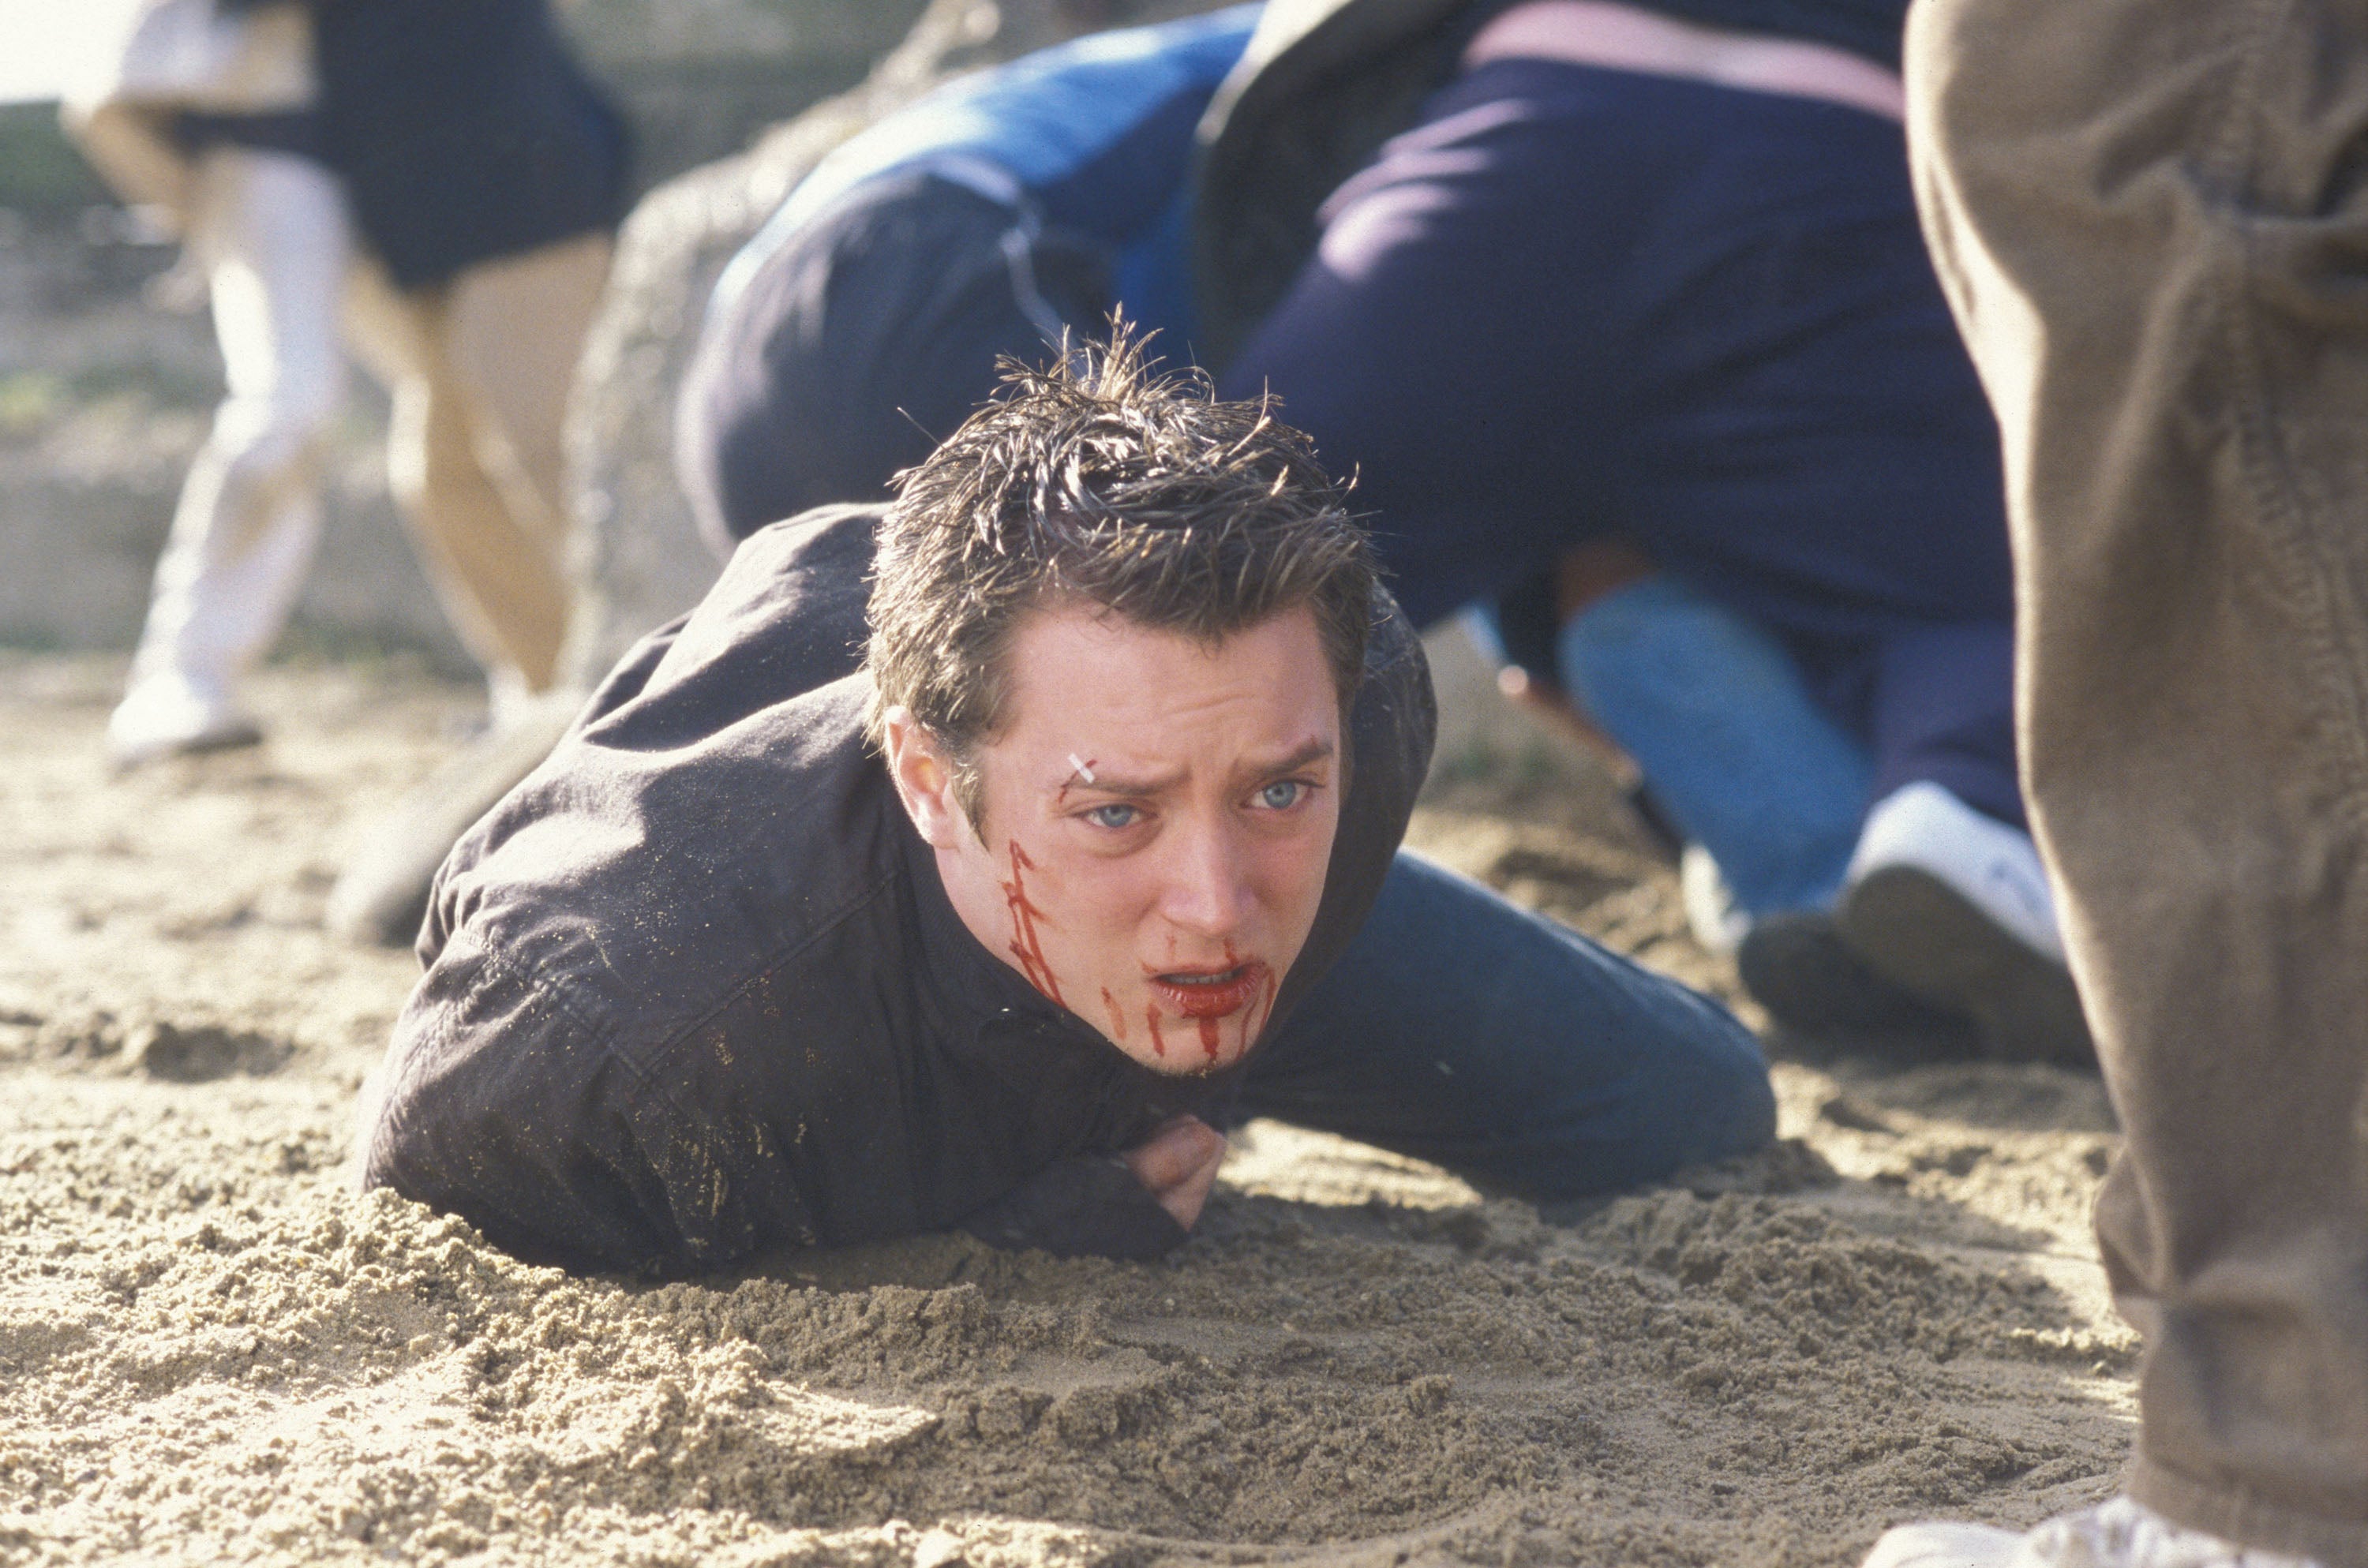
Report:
127,145,347,702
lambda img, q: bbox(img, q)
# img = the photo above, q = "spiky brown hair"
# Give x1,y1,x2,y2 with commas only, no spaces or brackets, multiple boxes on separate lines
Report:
864,327,1374,832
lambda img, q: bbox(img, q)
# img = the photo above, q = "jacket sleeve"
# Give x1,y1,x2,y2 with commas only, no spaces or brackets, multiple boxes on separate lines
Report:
362,939,811,1276
957,1154,1190,1261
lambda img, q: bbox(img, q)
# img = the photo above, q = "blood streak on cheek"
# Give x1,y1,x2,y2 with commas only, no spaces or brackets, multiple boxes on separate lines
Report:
1145,1006,1166,1058
1101,986,1129,1043
999,840,1066,1007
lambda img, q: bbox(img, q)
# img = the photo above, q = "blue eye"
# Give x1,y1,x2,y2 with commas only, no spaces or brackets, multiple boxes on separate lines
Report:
1257,780,1306,810
1087,803,1141,829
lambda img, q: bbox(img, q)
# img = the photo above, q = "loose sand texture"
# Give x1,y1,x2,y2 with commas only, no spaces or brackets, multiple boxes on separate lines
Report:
0,653,2136,1567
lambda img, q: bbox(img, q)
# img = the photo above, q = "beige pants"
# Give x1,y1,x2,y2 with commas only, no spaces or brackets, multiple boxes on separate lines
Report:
346,230,612,694
1908,0,2368,1559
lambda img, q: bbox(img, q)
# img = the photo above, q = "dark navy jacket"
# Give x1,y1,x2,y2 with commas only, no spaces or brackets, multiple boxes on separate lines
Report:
362,506,1433,1274
1192,0,1912,365
712,4,1260,354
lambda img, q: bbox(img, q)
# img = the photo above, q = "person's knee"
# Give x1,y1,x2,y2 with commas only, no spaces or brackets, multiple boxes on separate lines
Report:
1498,1046,1774,1201
1558,577,1872,921
1671,1019,1778,1168
1572,1027,1781,1198
202,387,336,501
1606,994,1776,1184
673,350,744,556
1502,990,1773,1199
683,372,813,549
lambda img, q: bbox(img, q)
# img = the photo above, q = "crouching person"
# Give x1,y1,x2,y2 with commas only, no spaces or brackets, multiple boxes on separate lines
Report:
362,339,1773,1274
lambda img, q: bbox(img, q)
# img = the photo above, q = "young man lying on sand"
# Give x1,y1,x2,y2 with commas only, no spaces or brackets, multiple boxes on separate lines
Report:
362,339,1773,1275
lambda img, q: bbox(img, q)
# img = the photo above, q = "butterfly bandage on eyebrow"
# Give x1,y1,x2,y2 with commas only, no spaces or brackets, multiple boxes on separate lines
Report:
1067,754,1096,784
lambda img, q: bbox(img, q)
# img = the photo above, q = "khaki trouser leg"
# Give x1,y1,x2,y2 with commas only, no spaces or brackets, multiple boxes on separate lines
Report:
1906,0,2368,1559
344,233,610,694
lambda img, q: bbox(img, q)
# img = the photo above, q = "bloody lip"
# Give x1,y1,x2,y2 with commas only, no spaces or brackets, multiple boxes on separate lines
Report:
1148,961,1272,1020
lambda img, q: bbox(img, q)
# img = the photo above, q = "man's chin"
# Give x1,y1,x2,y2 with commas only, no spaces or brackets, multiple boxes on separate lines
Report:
1084,989,1273,1075
1078,955,1288,1074
1126,1035,1255,1077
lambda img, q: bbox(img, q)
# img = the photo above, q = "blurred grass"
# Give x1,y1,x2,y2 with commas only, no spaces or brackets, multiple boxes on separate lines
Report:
0,365,225,443
0,370,63,436
0,101,107,213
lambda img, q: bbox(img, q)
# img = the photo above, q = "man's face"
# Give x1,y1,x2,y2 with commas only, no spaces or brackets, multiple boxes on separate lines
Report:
888,603,1344,1075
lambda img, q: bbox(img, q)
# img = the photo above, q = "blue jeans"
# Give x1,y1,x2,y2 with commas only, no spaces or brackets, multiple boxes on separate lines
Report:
1239,850,1775,1198
1558,576,1872,917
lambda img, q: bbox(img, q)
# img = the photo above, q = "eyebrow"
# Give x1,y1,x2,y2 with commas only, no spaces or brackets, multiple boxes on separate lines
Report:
1056,738,1336,798
1251,737,1336,780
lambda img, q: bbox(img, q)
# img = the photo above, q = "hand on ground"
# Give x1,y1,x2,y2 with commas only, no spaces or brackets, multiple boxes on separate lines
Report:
1122,1114,1227,1232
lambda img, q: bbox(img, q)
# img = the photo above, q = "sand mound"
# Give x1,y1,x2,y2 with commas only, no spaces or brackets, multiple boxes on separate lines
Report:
0,656,2135,1566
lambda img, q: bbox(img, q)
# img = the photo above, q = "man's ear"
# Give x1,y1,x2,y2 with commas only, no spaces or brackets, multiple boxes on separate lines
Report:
881,706,971,849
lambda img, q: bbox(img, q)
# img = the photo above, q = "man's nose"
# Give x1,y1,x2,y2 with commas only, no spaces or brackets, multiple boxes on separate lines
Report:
1158,818,1252,937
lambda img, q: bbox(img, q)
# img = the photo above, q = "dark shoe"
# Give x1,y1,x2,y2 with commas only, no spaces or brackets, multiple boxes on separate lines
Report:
1738,910,1979,1062
324,697,578,947
1838,865,2096,1068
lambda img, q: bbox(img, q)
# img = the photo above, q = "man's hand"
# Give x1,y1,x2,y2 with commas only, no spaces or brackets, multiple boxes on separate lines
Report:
959,1118,1222,1258
1121,1115,1227,1231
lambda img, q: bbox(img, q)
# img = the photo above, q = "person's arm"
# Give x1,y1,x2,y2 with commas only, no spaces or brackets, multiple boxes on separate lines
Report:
363,938,815,1275
958,1156,1186,1260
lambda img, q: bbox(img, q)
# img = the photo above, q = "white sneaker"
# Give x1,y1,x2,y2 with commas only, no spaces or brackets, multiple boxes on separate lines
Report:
1867,1497,2323,1568
1835,782,2093,1066
107,668,263,769
1679,843,1751,954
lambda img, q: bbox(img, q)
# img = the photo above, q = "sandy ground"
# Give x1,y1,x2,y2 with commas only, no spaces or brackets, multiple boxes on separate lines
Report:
0,651,2139,1567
